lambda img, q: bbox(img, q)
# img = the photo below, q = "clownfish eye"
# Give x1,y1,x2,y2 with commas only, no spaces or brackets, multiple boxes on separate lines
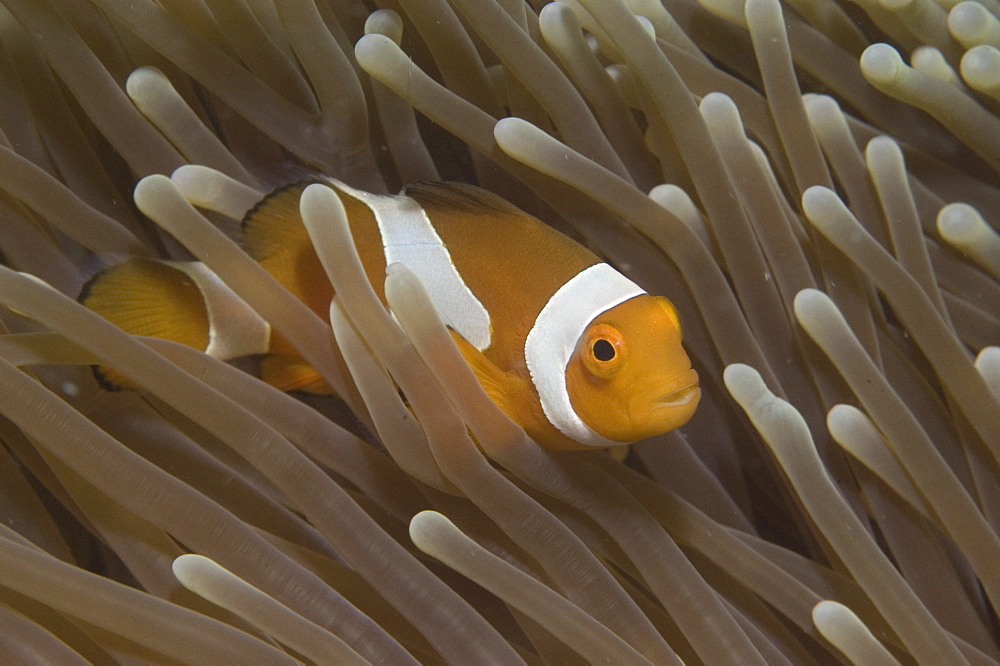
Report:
592,338,616,361
581,324,625,378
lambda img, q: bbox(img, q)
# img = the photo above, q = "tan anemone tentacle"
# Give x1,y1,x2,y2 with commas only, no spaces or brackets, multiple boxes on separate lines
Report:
131,174,365,417
172,554,370,666
794,288,1000,609
492,117,778,386
0,345,406,662
812,600,901,666
409,511,652,665
725,363,968,664
0,330,422,524
3,0,183,176
0,527,296,665
802,187,1000,456
125,67,257,186
363,10,440,184
861,43,1000,171
0,0,996,661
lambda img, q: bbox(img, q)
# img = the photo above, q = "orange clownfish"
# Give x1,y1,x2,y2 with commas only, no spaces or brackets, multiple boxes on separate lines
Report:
81,180,700,450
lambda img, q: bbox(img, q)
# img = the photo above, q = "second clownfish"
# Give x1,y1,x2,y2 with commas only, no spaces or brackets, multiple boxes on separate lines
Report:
81,180,700,450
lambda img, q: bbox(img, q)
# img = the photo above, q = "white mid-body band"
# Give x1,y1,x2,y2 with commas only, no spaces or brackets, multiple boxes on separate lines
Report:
524,263,645,447
336,182,492,351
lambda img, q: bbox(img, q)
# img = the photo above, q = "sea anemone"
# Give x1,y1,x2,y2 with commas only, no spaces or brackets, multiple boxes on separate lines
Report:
0,0,997,663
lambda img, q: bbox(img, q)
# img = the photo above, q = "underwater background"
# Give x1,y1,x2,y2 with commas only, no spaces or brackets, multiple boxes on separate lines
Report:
0,0,997,663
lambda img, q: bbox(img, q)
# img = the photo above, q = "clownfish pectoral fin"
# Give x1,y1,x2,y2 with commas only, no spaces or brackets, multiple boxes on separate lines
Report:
609,444,631,462
447,330,519,415
259,354,333,395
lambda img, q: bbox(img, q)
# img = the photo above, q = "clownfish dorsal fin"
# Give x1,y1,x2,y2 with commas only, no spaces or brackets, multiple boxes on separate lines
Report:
241,179,321,262
402,181,525,218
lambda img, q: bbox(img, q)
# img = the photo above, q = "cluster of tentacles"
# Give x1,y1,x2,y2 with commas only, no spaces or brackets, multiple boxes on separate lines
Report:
0,0,996,663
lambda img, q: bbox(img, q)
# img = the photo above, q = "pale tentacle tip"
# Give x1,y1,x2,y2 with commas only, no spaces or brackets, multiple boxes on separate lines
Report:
792,287,828,313
961,45,1000,88
937,203,976,238
722,363,768,406
860,44,904,84
948,2,992,43
299,181,342,215
800,185,838,218
125,65,167,98
793,288,840,333
803,93,839,118
699,91,739,118
865,134,900,157
171,553,211,582
353,33,394,68
976,347,1000,392
364,9,404,43
132,173,180,215
408,510,453,550
493,116,535,142
169,164,218,196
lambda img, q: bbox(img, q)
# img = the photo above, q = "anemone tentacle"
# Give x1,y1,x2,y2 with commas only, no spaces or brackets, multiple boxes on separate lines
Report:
0,0,996,662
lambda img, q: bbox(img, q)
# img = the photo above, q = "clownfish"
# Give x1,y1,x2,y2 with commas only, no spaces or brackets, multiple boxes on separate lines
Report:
81,180,700,450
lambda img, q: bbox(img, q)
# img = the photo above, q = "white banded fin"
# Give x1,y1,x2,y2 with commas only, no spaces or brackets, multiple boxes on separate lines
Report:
524,263,645,448
335,181,492,351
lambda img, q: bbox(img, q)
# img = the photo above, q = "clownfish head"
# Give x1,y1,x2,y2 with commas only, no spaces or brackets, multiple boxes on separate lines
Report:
564,294,700,443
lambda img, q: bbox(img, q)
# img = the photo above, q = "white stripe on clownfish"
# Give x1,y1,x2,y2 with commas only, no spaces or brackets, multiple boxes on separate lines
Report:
525,263,646,448
165,261,270,360
333,181,493,351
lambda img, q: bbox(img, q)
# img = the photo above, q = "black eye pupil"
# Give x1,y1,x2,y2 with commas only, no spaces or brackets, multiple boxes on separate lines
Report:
592,339,615,362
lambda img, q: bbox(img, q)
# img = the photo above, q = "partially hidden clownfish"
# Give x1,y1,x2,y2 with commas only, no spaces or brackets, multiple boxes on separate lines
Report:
81,180,700,450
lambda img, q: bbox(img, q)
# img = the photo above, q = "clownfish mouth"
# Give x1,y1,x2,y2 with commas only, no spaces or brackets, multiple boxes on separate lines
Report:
628,369,700,424
656,384,700,408
647,368,700,408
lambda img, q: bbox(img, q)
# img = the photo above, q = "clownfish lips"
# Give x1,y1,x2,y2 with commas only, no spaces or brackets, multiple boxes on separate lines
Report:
631,369,701,435
656,384,699,408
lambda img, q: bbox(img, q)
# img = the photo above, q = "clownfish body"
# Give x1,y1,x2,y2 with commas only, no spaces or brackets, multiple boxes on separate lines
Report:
81,180,700,450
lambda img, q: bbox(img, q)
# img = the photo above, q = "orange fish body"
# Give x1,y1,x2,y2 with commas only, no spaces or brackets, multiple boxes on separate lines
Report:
81,179,700,450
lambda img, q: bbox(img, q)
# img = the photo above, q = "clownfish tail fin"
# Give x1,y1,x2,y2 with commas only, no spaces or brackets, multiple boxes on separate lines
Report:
259,354,333,395
80,258,211,349
79,258,212,389
91,366,125,392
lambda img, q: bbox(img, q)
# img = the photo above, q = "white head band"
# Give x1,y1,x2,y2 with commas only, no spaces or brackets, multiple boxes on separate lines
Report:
524,263,644,447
